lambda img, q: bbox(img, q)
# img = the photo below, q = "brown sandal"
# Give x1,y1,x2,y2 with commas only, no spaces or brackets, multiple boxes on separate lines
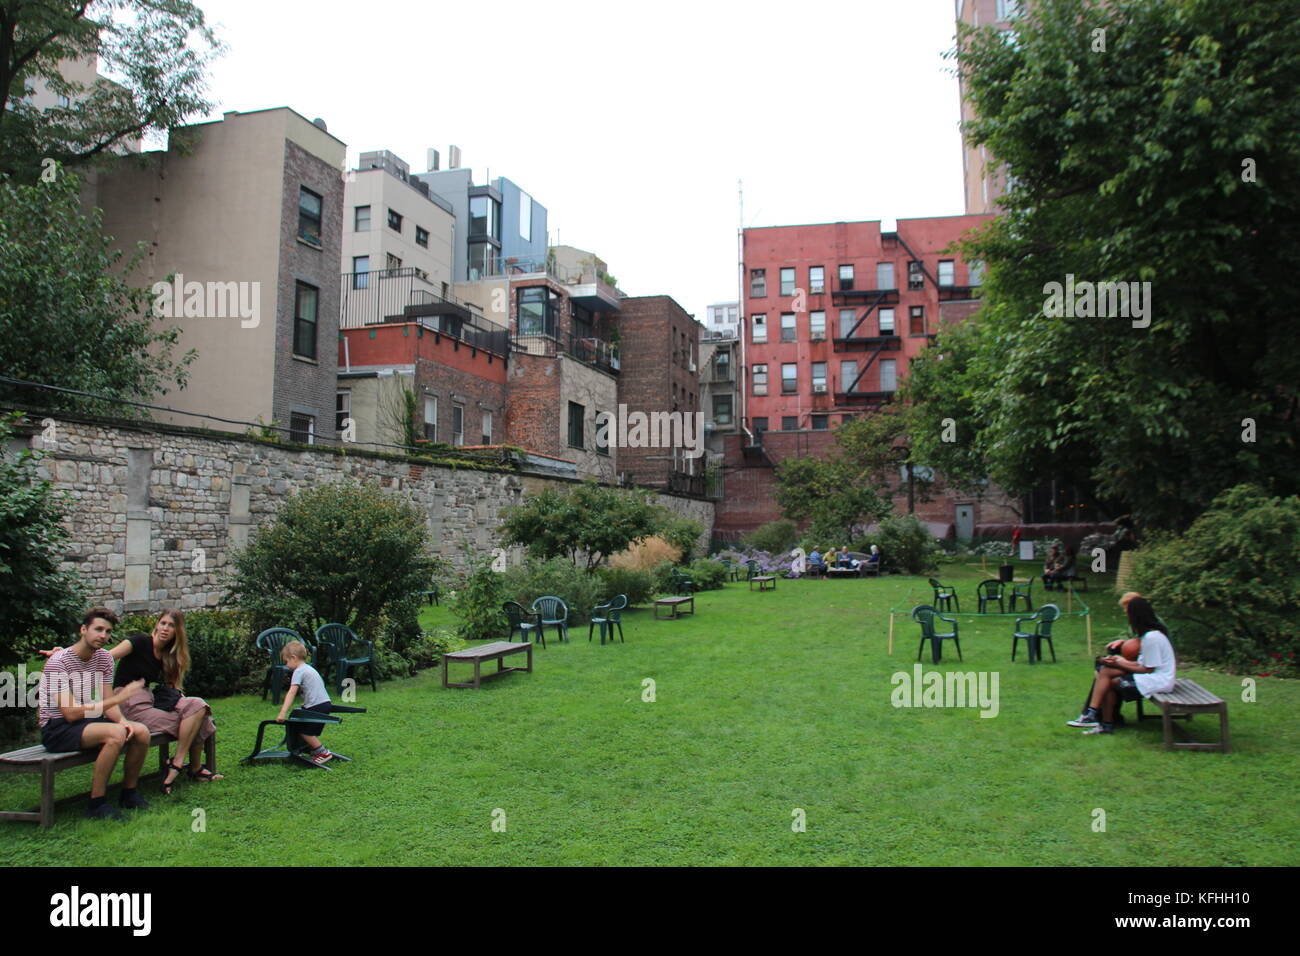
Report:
187,764,224,782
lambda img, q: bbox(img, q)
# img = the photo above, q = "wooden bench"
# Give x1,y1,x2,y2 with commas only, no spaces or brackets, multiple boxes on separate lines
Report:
654,595,695,619
0,731,217,828
826,567,861,579
750,575,777,591
442,641,532,689
1136,679,1231,752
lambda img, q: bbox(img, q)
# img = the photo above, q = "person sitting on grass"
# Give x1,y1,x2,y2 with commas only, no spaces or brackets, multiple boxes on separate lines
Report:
1067,596,1176,735
276,640,335,765
38,607,151,820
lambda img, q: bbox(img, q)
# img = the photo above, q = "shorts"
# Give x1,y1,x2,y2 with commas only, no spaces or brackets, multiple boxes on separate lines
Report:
1117,675,1144,703
40,716,116,754
293,701,333,739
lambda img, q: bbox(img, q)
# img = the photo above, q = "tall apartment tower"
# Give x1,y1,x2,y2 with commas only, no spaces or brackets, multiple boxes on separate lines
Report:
957,0,1027,213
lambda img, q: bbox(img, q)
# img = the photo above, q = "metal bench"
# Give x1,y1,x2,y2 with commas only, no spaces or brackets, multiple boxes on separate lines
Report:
0,731,217,828
1136,679,1231,752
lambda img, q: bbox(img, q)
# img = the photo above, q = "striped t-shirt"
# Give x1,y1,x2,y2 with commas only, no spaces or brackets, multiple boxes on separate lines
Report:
38,647,115,727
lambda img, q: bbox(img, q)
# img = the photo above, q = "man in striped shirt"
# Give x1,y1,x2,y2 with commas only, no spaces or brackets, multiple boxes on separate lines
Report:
39,607,151,820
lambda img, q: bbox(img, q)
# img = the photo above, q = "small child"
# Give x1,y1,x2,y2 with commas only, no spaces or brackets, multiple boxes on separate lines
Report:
276,641,334,765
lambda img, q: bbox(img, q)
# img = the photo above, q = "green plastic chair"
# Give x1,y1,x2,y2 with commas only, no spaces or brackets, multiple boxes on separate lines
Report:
721,559,739,582
976,579,1006,614
1009,575,1036,612
589,594,628,644
670,568,695,595
504,601,543,648
929,577,960,613
315,623,377,695
531,596,570,643
255,628,316,705
912,605,962,663
745,559,759,581
1013,603,1060,663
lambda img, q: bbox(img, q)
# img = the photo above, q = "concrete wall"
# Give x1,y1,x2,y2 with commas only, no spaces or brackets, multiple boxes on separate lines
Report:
16,413,712,616
414,168,473,279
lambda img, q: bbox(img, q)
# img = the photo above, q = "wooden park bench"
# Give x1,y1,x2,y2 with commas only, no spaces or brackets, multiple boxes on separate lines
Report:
750,575,777,592
1136,679,1231,753
0,731,217,828
654,595,695,620
442,641,533,689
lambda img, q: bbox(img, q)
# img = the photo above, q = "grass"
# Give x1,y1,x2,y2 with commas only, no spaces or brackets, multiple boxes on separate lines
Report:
2,559,1297,866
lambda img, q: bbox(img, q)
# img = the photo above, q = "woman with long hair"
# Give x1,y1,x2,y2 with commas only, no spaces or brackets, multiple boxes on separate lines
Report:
1067,595,1177,735
42,609,221,793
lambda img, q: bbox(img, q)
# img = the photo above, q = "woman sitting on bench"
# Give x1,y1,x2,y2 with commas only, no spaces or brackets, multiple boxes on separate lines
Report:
1067,596,1176,735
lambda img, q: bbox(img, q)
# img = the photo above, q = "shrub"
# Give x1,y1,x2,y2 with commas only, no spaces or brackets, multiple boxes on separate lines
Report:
744,520,800,555
596,566,657,605
864,515,941,574
450,554,509,642
182,609,262,699
659,513,705,563
611,536,682,571
685,558,727,591
649,560,678,596
1129,484,1300,674
500,557,605,626
499,482,663,569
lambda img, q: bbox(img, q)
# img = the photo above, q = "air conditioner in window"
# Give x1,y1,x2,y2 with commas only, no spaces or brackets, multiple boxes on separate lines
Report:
813,383,828,394
810,331,826,341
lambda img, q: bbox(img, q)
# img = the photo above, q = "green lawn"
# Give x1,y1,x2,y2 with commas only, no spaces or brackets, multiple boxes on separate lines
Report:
3,560,1297,866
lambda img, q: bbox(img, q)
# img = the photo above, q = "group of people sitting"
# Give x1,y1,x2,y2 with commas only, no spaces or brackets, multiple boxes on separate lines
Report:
805,545,881,576
1041,544,1078,591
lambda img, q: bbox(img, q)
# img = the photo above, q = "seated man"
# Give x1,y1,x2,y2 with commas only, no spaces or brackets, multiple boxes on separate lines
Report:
808,549,826,575
1046,546,1078,591
837,546,855,568
1067,596,1176,735
39,607,152,820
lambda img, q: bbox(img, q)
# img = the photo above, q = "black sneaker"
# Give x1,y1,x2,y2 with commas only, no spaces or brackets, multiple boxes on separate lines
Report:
1083,722,1115,735
1067,709,1100,727
119,791,151,811
86,802,125,821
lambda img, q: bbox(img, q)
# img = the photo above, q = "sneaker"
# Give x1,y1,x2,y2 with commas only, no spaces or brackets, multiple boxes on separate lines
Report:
311,750,334,765
85,802,125,821
119,791,151,811
1083,722,1115,735
1066,709,1100,727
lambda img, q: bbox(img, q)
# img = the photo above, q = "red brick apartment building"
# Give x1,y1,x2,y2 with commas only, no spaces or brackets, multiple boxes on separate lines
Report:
717,214,1019,540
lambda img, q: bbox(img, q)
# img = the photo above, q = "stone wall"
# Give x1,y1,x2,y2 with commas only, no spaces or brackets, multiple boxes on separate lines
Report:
16,413,714,617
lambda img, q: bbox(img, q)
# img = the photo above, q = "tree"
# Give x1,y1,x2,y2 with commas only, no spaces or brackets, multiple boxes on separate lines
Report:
924,0,1300,532
774,405,916,543
225,480,438,640
0,414,86,663
0,172,194,413
498,482,664,571
1,0,224,181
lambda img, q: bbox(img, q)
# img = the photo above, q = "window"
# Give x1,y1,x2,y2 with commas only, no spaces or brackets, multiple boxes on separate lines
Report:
595,410,610,455
839,308,857,338
811,362,827,391
482,410,493,446
519,192,532,241
969,260,985,286
752,417,768,445
881,359,897,392
840,360,858,393
781,363,798,393
416,226,430,248
879,307,895,334
780,313,796,343
293,282,318,359
938,260,955,286
298,187,323,246
810,311,825,338
452,404,465,446
997,0,1021,20
809,266,825,294
838,265,854,291
876,262,895,290
752,364,768,396
811,415,829,431
57,94,71,108
335,391,351,432
910,305,925,335
780,267,795,297
568,401,585,449
469,195,500,239
750,269,766,297
354,205,371,232
423,397,437,442
469,242,495,279
713,394,733,425
386,253,402,272
289,413,315,445
841,413,857,425
352,255,370,289
714,349,731,380
387,208,403,232
782,416,798,432
908,261,924,290
751,314,767,344
518,287,558,336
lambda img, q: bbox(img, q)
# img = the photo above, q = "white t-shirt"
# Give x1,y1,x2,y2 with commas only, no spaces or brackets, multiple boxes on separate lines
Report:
1133,630,1176,697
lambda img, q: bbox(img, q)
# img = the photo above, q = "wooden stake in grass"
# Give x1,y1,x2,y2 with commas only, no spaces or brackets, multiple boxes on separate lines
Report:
888,612,895,655
1067,585,1073,614
1086,612,1093,657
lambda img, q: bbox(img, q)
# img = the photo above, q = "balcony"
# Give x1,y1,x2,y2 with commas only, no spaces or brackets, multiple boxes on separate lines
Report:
510,323,621,376
832,333,902,352
340,267,472,329
834,389,896,404
938,284,980,300
832,288,899,306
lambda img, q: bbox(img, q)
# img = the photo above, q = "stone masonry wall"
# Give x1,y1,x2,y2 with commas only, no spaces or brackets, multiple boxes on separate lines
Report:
19,414,713,617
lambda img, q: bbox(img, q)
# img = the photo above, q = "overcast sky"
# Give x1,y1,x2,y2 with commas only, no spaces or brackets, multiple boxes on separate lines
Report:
185,0,967,322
